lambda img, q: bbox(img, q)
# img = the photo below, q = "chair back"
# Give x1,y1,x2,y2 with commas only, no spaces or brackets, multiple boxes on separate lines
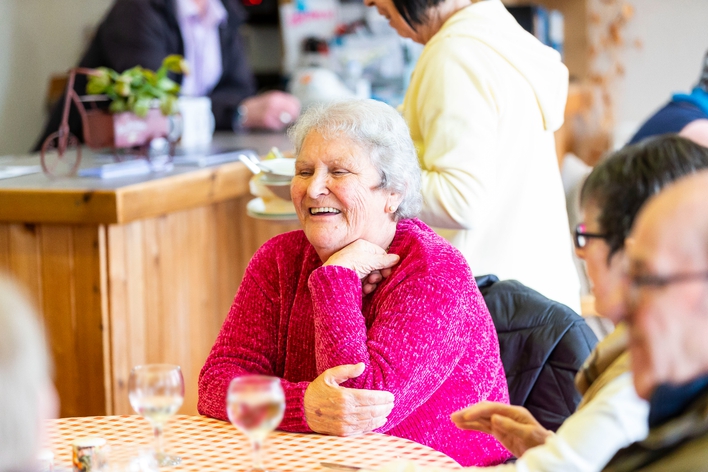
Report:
476,275,598,431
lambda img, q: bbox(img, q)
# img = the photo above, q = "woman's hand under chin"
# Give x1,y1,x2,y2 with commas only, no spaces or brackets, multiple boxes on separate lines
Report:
323,240,400,294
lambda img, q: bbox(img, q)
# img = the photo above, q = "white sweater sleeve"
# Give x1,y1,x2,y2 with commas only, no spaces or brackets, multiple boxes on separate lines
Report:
515,372,649,472
373,373,648,472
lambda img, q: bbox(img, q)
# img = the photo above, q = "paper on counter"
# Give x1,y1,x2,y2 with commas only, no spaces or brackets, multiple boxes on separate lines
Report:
0,165,42,180
78,160,152,179
172,150,257,167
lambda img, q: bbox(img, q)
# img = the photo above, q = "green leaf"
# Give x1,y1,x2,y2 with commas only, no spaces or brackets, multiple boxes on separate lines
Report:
133,97,151,117
160,95,177,115
109,98,127,113
162,54,189,75
92,54,185,116
156,77,179,93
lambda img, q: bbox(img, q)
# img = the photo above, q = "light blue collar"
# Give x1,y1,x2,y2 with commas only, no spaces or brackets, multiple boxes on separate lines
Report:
672,87,708,116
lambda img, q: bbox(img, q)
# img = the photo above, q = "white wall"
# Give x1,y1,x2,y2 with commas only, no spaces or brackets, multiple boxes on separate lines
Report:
615,0,708,143
0,0,112,155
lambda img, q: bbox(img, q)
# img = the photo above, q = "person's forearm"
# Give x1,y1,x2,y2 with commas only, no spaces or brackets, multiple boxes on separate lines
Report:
307,265,474,429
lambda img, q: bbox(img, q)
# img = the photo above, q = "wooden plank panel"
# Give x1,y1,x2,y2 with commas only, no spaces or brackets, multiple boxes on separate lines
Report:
184,207,215,415
97,225,113,415
213,200,242,328
7,223,43,309
0,224,9,272
142,217,165,365
39,225,79,418
106,224,131,415
71,225,108,416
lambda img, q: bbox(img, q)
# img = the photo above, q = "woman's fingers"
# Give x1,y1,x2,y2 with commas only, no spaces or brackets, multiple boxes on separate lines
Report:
304,364,396,436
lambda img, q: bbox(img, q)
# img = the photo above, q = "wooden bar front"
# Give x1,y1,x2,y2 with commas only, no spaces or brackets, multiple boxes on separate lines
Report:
0,133,299,417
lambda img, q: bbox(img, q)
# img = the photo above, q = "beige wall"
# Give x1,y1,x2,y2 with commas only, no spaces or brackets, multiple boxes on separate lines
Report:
615,0,708,143
0,0,112,155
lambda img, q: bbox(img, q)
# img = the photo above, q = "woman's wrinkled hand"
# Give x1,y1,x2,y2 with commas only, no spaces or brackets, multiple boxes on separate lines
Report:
323,240,400,294
304,363,395,436
450,401,553,458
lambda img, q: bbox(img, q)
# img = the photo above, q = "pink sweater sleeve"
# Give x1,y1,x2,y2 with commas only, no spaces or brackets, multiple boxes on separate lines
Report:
197,245,312,432
308,264,482,432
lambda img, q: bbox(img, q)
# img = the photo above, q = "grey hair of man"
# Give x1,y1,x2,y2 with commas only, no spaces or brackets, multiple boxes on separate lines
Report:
288,99,423,221
0,276,52,472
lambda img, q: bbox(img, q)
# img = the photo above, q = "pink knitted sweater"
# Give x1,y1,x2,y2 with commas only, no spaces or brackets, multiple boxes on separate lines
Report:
198,218,511,466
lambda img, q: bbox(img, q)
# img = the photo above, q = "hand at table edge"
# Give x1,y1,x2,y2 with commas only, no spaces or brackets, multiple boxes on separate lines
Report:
304,363,395,436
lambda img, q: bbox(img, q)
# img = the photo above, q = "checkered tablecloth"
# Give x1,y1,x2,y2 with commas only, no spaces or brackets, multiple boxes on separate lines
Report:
48,415,461,471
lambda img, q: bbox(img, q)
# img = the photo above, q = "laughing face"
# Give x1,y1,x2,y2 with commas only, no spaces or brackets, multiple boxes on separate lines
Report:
291,131,401,262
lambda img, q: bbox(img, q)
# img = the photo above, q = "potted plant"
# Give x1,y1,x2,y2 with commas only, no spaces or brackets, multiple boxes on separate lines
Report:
41,55,189,176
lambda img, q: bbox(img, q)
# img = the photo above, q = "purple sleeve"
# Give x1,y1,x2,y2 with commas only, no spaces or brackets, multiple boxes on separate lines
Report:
197,246,311,432
308,265,481,431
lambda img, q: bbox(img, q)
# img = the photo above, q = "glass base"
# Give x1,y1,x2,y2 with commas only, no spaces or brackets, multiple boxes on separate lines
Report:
155,453,182,467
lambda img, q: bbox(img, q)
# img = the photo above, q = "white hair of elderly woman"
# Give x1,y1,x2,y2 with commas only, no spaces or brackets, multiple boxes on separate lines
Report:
288,99,423,220
0,276,53,472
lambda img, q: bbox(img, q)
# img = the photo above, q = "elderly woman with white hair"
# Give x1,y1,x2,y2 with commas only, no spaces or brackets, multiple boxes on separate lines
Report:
198,99,511,466
0,276,56,472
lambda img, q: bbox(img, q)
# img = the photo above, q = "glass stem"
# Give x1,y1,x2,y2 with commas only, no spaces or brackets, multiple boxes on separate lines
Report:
153,423,164,457
251,438,264,471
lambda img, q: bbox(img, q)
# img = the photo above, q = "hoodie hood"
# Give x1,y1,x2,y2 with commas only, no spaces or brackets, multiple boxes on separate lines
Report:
430,0,568,131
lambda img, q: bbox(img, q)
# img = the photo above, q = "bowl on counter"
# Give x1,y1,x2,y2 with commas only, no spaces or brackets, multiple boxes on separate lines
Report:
250,172,292,201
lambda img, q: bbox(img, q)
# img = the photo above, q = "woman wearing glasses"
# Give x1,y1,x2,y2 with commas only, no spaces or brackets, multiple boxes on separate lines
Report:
376,135,708,472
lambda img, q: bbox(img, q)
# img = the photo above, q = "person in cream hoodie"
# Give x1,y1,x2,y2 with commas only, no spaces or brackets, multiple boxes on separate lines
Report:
364,0,579,311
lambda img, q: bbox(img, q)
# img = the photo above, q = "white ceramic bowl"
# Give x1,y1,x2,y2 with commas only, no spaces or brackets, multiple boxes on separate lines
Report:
259,158,295,182
250,173,292,201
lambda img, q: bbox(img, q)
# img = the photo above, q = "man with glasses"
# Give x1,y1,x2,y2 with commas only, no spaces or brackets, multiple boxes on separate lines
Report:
603,170,708,471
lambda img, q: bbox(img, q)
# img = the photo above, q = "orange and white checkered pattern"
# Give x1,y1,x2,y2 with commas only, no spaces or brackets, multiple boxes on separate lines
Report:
48,415,461,471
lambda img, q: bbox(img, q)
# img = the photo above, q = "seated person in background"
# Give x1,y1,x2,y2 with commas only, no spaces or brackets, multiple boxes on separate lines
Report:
629,51,708,147
0,276,57,472
198,99,511,467
372,135,708,472
34,0,301,150
602,169,708,470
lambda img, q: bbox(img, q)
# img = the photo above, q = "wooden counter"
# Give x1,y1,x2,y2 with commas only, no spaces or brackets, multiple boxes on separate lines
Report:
0,132,300,418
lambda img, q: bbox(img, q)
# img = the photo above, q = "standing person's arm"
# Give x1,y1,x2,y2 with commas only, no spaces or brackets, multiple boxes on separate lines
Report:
409,43,499,231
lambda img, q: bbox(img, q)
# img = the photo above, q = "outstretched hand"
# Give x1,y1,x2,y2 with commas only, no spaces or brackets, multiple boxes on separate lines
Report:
323,240,400,294
451,401,552,458
304,363,395,436
239,91,301,131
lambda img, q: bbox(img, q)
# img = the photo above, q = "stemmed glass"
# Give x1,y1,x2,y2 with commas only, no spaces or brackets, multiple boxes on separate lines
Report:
227,376,285,472
128,364,185,467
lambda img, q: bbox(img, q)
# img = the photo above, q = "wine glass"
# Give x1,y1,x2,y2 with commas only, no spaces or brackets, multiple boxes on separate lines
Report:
227,376,285,472
128,364,185,467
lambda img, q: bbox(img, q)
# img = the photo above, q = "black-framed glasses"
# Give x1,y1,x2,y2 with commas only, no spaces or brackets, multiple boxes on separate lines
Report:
574,223,609,249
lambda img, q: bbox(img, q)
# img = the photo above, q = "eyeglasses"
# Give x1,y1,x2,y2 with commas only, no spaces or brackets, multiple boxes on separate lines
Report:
629,271,708,289
626,269,708,309
573,223,608,249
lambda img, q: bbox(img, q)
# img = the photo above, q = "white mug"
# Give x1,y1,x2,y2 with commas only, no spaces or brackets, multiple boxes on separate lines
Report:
178,96,215,149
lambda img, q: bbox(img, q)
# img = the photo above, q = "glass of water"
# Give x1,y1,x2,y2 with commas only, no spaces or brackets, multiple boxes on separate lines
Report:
227,376,285,472
128,364,184,467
